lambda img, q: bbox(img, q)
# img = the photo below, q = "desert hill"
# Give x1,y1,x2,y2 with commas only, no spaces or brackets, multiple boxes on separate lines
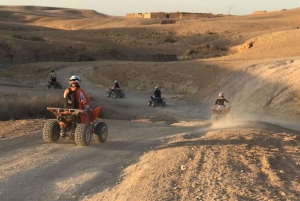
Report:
1,6,300,67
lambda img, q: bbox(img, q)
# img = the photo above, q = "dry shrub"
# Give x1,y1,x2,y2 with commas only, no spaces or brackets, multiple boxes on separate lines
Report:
0,94,63,120
164,38,176,43
12,35,45,42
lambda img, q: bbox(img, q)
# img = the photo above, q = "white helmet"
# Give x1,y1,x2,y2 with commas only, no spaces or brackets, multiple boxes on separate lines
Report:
115,80,118,83
219,92,224,97
70,75,81,81
155,86,158,90
69,75,81,87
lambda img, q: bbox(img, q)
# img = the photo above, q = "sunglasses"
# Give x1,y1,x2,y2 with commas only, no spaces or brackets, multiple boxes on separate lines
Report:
70,79,77,81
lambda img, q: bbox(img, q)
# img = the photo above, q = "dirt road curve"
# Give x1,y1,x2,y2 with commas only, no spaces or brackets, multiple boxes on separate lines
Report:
0,67,299,201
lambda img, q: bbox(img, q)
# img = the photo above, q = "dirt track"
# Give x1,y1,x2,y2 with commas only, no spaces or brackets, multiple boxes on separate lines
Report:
0,66,299,201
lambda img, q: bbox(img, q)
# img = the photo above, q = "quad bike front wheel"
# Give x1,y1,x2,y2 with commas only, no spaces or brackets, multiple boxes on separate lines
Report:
94,122,108,143
147,100,152,106
75,124,92,146
152,101,157,107
43,120,60,143
106,92,111,97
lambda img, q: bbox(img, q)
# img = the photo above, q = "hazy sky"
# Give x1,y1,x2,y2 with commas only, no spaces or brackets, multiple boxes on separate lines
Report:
1,0,299,16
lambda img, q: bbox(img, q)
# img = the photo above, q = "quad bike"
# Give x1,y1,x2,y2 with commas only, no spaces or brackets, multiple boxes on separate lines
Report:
211,105,233,124
106,87,125,98
47,80,63,89
147,96,166,107
43,106,108,146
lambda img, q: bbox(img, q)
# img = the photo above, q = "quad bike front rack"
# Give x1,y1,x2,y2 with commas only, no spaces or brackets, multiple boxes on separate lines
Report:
47,107,83,116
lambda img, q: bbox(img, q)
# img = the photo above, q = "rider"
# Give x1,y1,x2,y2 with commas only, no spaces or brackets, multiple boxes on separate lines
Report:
214,92,229,110
50,70,57,83
114,80,120,89
153,86,161,99
63,75,90,110
112,80,120,92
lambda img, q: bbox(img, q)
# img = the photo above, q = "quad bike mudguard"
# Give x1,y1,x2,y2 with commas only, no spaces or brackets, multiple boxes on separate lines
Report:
79,107,102,124
91,106,102,122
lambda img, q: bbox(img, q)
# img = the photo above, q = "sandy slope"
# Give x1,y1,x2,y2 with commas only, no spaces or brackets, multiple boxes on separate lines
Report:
88,124,300,201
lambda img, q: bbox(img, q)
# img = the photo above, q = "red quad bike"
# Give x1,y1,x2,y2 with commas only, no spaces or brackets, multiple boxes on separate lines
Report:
106,87,125,98
43,106,108,146
47,80,63,89
211,105,234,124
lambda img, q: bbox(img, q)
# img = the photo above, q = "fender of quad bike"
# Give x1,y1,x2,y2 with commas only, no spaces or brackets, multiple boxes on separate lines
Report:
91,106,102,122
80,106,102,123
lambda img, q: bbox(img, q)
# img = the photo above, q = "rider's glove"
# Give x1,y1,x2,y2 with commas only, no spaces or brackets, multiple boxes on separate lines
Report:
80,99,87,105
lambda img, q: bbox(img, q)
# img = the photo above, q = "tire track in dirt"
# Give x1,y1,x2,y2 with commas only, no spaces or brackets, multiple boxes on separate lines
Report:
0,118,201,201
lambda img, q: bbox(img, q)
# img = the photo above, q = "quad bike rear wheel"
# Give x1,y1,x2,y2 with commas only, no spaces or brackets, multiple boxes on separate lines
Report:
161,101,166,107
120,92,125,98
43,120,60,143
147,100,152,106
75,124,92,146
94,122,108,143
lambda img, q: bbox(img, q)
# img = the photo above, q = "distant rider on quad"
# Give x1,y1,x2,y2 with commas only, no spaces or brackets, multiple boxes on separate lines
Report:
214,92,229,111
114,80,120,90
153,86,161,99
63,75,90,110
50,70,57,83
112,80,120,92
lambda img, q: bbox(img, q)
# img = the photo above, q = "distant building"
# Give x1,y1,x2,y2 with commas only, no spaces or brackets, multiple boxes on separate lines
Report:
126,11,225,19
126,13,143,18
143,12,167,19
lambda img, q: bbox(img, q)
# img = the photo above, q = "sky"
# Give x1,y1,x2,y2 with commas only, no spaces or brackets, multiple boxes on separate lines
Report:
1,0,299,16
